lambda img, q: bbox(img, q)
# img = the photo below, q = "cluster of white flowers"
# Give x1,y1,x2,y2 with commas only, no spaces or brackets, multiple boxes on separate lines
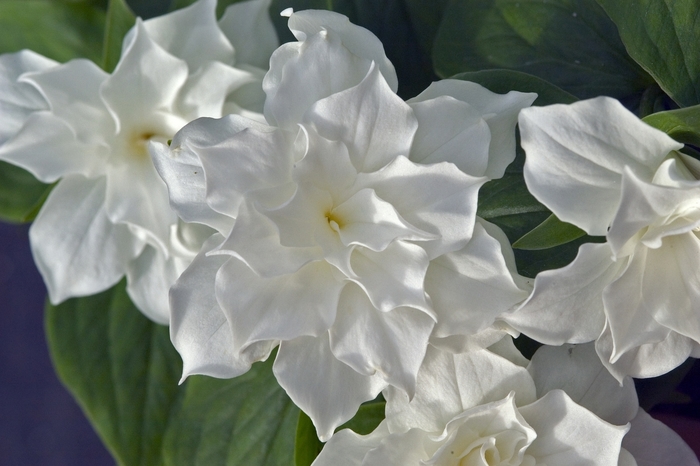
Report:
0,0,698,463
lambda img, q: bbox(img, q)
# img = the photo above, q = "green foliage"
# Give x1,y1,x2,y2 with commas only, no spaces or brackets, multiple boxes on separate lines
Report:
0,0,104,63
433,0,651,101
46,282,297,466
102,0,136,72
513,214,586,250
643,104,700,147
0,162,52,223
294,400,385,465
596,0,700,108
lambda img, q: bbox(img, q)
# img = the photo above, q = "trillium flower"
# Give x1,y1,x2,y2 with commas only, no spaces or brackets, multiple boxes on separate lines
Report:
513,96,700,380
313,339,698,466
0,0,278,323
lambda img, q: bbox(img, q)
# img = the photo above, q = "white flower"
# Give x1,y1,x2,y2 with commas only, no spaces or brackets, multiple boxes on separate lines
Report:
0,0,278,323
512,96,700,380
313,340,698,466
152,9,536,440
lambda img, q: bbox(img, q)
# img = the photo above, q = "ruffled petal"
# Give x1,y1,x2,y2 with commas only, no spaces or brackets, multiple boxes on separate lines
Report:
519,97,682,235
427,220,530,339
0,50,55,144
123,0,234,70
622,409,700,466
170,234,274,379
410,79,536,179
218,0,278,70
101,20,189,132
505,243,619,345
305,64,416,173
215,257,342,349
527,343,638,425
349,241,431,313
330,284,434,397
263,30,373,128
125,245,178,324
21,58,112,144
176,61,257,121
384,345,536,434
286,9,397,91
519,390,628,465
273,333,387,441
596,321,694,381
214,200,322,276
408,95,491,177
0,111,107,182
312,424,391,466
149,140,233,234
29,175,144,304
357,155,485,259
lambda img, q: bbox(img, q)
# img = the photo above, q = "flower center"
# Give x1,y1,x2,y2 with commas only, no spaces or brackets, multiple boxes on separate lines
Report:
325,210,344,233
128,130,168,161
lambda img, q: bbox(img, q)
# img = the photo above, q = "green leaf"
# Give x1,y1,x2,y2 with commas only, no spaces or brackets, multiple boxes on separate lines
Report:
452,69,578,106
433,0,651,101
46,281,297,466
512,214,586,250
595,0,700,108
0,0,105,63
102,0,136,72
0,162,52,223
294,412,324,466
294,400,385,466
643,105,700,147
403,0,450,57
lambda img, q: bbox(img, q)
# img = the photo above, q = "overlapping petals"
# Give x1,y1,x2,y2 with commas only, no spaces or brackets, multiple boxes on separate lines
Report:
516,96,700,380
0,0,278,323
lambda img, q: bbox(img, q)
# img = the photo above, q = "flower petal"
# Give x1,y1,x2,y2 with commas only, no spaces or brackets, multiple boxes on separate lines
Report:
29,175,144,304
304,63,416,173
263,30,373,128
357,155,485,259
527,343,638,425
215,257,342,349
622,409,700,466
218,0,278,70
384,345,536,434
0,50,55,144
408,95,492,177
124,0,234,70
427,220,530,339
273,333,387,441
149,139,233,234
505,242,619,345
330,284,434,397
519,97,683,235
596,320,695,381
101,20,189,131
410,79,536,179
0,111,107,182
286,9,397,91
125,245,178,324
350,241,431,313
170,234,274,379
312,424,391,466
214,199,322,276
518,390,629,465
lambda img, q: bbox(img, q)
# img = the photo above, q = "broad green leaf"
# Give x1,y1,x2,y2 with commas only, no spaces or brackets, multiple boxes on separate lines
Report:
596,0,700,108
0,0,105,63
643,105,700,147
403,0,449,57
0,162,52,223
46,281,297,466
294,400,385,466
168,0,249,18
294,412,324,466
433,0,651,101
513,214,586,250
452,69,577,106
102,0,136,72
